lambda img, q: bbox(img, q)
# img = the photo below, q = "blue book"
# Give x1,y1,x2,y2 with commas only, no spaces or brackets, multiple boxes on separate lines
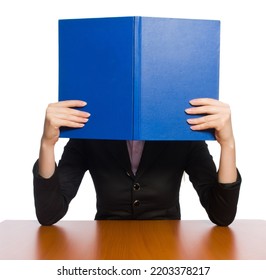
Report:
59,16,220,140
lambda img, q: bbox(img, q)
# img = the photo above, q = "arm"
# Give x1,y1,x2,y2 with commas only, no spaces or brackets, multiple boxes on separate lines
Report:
39,100,90,178
185,98,237,184
33,100,90,225
185,98,241,226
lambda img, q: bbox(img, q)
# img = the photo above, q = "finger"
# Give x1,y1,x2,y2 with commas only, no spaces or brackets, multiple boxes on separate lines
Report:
47,105,90,119
51,118,86,128
55,112,89,124
187,114,222,131
185,105,219,115
50,100,87,108
189,98,221,106
187,114,219,125
189,120,218,131
59,107,91,118
60,120,87,128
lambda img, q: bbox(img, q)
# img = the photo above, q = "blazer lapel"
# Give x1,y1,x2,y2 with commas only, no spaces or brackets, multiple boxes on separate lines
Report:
135,141,169,178
105,140,132,173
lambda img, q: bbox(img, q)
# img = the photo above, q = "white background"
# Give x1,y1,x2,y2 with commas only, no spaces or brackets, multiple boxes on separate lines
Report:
0,0,265,223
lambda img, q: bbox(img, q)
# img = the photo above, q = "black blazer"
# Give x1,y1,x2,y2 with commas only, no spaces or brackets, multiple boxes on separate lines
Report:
33,139,241,226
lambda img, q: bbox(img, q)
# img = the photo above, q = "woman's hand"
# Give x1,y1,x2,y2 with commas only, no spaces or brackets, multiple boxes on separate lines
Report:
185,98,234,147
42,100,90,146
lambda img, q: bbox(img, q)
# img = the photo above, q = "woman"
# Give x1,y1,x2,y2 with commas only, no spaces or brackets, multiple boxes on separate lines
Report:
33,98,241,226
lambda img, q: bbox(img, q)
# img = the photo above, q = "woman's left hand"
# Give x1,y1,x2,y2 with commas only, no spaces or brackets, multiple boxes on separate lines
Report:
185,98,235,146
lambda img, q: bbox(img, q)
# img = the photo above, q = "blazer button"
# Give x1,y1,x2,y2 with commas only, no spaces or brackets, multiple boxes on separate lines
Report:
133,200,140,207
133,183,141,191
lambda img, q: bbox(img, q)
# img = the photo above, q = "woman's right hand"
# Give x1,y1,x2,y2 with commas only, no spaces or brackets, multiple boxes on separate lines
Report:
41,100,90,146
38,100,90,178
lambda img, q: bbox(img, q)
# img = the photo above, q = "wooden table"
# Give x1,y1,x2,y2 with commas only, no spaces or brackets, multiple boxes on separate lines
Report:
0,219,265,260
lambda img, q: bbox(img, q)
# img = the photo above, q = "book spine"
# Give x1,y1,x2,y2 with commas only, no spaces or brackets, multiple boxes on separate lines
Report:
133,16,142,140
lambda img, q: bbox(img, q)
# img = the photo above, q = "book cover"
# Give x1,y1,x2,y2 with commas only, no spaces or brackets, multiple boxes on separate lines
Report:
59,16,220,140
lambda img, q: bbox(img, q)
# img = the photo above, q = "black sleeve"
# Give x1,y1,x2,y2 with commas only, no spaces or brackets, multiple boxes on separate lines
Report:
33,139,88,225
185,142,241,226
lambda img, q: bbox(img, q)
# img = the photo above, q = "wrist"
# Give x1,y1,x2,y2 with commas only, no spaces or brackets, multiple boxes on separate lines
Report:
219,136,235,150
40,135,57,149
